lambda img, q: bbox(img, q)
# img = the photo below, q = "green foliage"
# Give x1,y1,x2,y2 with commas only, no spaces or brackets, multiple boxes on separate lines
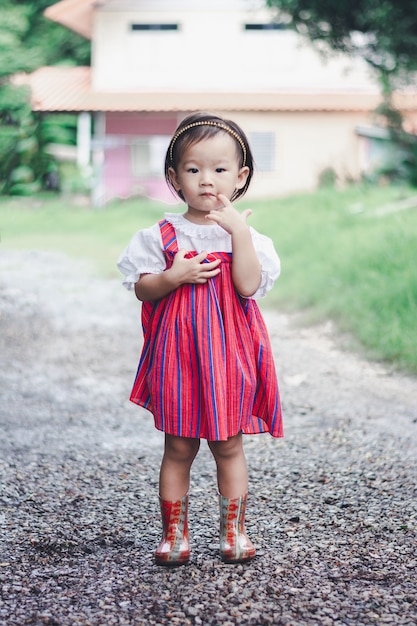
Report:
0,112,57,194
4,0,90,68
0,1,91,195
265,1,417,185
371,99,417,187
1,185,416,374
318,166,337,188
245,184,417,373
266,0,417,74
403,144,417,187
0,85,31,125
0,5,41,76
41,114,78,146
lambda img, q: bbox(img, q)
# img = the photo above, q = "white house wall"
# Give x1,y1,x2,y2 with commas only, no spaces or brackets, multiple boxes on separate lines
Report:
92,1,375,92
223,111,365,200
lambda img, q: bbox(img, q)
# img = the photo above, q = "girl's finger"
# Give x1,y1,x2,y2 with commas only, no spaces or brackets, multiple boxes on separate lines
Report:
194,250,208,262
203,258,221,269
217,193,232,207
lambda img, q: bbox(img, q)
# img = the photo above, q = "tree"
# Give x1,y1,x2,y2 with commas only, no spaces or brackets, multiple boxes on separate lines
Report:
0,0,90,67
265,0,417,78
266,0,417,185
0,1,90,194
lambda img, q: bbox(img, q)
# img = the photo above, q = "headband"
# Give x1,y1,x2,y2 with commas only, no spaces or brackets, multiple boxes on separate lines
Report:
169,121,247,166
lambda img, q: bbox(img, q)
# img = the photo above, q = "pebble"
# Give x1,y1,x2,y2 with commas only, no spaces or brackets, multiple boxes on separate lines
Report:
0,250,416,625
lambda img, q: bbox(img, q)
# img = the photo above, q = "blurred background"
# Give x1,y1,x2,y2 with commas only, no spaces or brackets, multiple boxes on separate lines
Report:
2,0,417,202
1,0,417,373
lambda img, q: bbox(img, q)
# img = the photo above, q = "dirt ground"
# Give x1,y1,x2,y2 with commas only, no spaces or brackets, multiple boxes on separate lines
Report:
0,249,416,626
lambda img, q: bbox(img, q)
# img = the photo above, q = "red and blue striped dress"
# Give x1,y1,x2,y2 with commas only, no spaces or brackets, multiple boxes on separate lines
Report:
128,219,283,442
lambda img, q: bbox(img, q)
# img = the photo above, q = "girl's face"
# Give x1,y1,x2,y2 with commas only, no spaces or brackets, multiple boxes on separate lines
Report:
168,132,249,222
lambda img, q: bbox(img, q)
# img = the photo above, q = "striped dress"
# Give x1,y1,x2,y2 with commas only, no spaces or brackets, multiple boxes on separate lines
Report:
128,219,283,442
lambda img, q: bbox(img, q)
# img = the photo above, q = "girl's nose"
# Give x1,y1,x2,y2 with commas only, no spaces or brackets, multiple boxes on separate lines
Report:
200,171,213,186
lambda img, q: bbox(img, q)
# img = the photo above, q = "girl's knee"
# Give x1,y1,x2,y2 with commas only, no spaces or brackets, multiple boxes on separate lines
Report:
164,434,200,463
208,433,243,460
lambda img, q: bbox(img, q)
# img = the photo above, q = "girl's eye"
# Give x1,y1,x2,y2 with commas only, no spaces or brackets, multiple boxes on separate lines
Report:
187,168,198,173
216,167,226,173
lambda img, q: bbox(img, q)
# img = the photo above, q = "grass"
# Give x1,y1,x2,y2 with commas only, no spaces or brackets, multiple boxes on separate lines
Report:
1,184,417,374
0,193,164,277
242,184,417,373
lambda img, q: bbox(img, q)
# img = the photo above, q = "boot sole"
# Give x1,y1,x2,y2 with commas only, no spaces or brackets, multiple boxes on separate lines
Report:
221,552,256,564
155,556,190,567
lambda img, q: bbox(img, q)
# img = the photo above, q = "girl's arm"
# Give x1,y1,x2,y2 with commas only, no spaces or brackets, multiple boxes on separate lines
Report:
206,194,261,297
230,225,261,297
135,249,221,301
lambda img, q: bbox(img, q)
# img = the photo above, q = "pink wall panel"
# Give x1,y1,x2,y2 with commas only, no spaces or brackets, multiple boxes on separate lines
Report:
102,113,181,202
104,145,132,200
145,179,179,204
106,113,177,136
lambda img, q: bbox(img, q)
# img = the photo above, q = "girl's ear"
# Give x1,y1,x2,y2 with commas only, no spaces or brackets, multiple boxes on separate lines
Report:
236,166,250,190
168,166,181,191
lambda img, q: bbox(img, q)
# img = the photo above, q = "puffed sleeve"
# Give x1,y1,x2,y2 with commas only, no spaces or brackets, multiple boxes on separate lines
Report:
117,224,166,290
250,228,281,299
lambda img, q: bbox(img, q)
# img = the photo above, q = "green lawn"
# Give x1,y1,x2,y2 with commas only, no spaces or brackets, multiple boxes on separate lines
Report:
1,184,417,374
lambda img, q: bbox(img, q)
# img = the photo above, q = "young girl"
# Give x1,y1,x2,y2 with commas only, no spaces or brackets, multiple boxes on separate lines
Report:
118,112,283,566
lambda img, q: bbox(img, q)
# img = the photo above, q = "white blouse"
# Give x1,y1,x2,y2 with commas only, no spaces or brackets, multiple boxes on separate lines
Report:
117,212,280,299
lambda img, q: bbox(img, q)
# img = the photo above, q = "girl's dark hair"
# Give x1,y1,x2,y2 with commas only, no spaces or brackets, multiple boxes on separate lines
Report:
164,112,254,202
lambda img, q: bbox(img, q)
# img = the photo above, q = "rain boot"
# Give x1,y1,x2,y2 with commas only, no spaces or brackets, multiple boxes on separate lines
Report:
155,493,190,566
219,492,256,564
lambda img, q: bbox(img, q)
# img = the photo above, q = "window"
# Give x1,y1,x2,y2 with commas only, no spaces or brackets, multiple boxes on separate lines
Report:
244,23,288,31
130,23,179,31
131,136,171,177
249,132,276,172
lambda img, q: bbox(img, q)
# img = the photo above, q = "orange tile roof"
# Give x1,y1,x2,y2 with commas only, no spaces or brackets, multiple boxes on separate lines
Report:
44,0,94,39
14,66,417,114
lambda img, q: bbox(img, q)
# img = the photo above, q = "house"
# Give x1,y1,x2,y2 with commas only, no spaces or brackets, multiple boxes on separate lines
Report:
22,0,417,205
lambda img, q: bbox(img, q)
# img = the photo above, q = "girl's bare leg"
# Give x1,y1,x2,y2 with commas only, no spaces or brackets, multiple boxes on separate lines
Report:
159,434,200,500
208,432,248,497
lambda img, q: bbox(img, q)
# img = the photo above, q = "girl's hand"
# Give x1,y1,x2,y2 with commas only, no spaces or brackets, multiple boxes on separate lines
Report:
135,249,221,301
206,193,252,235
170,249,221,285
206,194,261,297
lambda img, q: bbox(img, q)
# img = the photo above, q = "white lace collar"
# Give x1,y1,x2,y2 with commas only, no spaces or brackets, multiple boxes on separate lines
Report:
165,212,229,240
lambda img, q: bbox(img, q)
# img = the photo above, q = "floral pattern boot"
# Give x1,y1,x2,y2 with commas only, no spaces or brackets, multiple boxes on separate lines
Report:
219,492,256,564
155,494,190,566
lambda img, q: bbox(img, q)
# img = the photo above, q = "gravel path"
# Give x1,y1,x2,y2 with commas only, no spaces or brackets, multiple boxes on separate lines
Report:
1,249,416,626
